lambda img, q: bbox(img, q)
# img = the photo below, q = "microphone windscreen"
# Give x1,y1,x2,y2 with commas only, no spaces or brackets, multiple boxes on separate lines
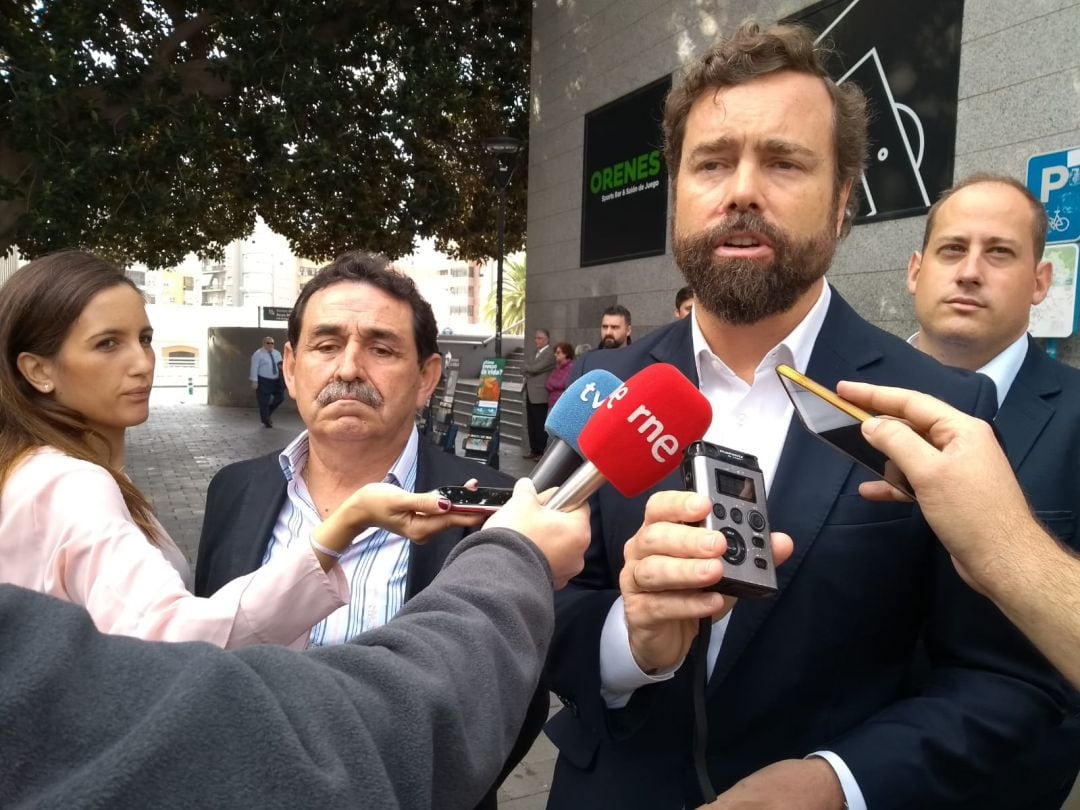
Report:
578,364,711,497
544,369,624,452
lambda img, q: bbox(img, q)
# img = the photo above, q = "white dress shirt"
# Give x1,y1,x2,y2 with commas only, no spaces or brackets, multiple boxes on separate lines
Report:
597,283,869,809
262,428,420,646
907,330,1027,406
250,347,283,382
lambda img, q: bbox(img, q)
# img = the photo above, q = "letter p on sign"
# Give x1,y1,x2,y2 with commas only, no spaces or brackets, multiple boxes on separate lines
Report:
1026,147,1080,243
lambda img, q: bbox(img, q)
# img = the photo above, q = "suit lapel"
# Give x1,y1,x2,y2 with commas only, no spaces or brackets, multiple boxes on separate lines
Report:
707,295,882,691
405,442,461,599
995,340,1057,470
649,316,700,386
234,456,288,577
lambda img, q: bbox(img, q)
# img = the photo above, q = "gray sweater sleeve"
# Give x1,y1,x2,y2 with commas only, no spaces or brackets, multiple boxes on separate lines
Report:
0,528,553,810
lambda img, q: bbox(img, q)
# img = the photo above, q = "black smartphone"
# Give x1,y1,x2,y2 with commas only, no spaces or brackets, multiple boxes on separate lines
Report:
776,365,917,501
436,486,513,514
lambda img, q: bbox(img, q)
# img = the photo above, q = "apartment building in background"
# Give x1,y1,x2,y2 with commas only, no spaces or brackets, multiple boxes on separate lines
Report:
394,239,497,335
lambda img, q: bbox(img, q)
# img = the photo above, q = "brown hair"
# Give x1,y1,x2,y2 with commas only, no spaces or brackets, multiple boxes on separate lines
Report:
289,251,439,362
922,173,1049,259
0,250,163,545
663,21,869,236
554,341,576,361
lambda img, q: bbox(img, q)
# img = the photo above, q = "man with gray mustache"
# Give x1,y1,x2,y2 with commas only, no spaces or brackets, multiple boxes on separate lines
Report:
194,251,539,810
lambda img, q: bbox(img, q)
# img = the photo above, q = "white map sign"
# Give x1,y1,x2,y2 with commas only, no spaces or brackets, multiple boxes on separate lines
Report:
1030,243,1079,338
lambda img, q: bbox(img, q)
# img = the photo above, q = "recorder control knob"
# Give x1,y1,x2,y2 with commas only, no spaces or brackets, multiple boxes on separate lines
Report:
729,507,744,525
748,510,766,532
720,527,747,566
712,503,727,520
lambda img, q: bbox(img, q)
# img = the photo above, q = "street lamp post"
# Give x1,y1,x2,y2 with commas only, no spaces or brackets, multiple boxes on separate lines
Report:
482,136,522,358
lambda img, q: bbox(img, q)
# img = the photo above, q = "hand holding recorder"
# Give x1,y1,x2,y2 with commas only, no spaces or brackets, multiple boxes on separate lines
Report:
622,491,795,674
546,363,794,673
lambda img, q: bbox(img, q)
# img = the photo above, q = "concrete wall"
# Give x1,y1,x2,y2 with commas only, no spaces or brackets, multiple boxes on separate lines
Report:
527,0,1080,362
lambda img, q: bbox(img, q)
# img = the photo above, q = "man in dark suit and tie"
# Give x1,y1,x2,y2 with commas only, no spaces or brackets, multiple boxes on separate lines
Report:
906,173,1080,809
543,22,1069,810
195,251,542,809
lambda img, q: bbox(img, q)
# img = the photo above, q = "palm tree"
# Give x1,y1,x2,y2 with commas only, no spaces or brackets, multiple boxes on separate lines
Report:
483,255,526,334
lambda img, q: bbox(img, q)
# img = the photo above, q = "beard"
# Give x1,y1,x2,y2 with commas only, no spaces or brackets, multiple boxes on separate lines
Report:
673,210,838,325
316,379,384,408
600,336,620,349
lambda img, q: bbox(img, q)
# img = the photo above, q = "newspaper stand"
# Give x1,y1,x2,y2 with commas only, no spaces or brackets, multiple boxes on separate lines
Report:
462,358,505,469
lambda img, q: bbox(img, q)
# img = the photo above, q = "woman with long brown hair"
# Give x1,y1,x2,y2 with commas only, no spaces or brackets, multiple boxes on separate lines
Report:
0,251,481,648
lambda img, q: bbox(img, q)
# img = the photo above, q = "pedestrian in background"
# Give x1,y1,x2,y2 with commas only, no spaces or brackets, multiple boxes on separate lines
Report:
545,342,576,409
250,335,284,427
521,328,555,460
599,305,632,348
674,286,695,319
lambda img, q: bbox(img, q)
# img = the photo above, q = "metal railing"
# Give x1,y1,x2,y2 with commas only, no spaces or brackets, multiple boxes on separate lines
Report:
478,317,525,348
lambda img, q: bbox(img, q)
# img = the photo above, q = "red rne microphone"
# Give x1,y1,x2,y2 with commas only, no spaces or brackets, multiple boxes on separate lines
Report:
546,363,712,511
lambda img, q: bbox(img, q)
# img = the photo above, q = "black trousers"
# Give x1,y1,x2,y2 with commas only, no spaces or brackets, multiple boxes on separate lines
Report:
256,376,285,425
526,398,548,455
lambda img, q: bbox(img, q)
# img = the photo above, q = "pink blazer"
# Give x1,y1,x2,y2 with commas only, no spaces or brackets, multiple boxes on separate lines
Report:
0,448,348,649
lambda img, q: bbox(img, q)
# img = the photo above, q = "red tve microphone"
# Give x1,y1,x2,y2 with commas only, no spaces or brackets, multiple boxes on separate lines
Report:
546,363,712,511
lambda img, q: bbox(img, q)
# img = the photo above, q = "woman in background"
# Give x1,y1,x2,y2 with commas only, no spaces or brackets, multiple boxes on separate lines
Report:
0,251,485,649
545,342,576,409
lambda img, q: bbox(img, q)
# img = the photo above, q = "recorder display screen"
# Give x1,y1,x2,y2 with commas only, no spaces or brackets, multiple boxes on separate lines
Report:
715,468,756,502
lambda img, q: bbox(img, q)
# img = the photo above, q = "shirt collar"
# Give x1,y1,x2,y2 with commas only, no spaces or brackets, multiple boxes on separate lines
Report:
976,333,1029,405
279,425,419,487
907,330,1028,406
690,281,832,380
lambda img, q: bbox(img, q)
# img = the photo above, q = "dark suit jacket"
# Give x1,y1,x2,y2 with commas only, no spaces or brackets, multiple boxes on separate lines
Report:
543,294,1070,809
955,337,1080,809
196,438,512,598
194,436,539,810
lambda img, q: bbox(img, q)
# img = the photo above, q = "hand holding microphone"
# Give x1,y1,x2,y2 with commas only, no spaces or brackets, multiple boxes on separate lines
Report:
549,364,795,674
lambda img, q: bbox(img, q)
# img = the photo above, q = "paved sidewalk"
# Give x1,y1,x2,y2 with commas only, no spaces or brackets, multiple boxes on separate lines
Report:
124,399,554,808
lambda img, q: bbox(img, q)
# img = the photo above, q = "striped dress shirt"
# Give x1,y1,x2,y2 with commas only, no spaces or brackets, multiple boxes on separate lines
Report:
262,428,419,646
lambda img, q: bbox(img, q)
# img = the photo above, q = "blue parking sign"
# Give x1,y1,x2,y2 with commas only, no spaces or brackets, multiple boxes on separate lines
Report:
1026,148,1080,244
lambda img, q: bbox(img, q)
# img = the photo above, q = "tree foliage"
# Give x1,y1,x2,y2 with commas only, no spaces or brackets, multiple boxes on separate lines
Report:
0,0,529,267
482,253,525,334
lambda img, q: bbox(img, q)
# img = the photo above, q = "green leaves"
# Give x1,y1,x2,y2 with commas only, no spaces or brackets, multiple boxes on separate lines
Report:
0,0,529,266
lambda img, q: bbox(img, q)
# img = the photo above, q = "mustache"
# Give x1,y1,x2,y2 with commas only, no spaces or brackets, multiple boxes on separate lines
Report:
705,211,785,248
315,380,384,408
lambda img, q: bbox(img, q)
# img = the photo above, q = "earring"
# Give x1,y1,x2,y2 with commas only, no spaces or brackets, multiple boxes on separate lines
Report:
42,383,52,392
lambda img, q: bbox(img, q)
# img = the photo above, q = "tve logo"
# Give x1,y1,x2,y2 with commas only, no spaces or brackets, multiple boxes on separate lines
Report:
578,380,609,410
1026,147,1080,244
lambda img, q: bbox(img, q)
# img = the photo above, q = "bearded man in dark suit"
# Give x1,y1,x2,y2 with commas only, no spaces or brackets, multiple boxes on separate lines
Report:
542,23,1070,810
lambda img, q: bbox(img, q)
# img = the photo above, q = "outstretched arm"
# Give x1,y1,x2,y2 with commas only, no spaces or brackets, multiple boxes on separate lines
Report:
0,529,556,809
